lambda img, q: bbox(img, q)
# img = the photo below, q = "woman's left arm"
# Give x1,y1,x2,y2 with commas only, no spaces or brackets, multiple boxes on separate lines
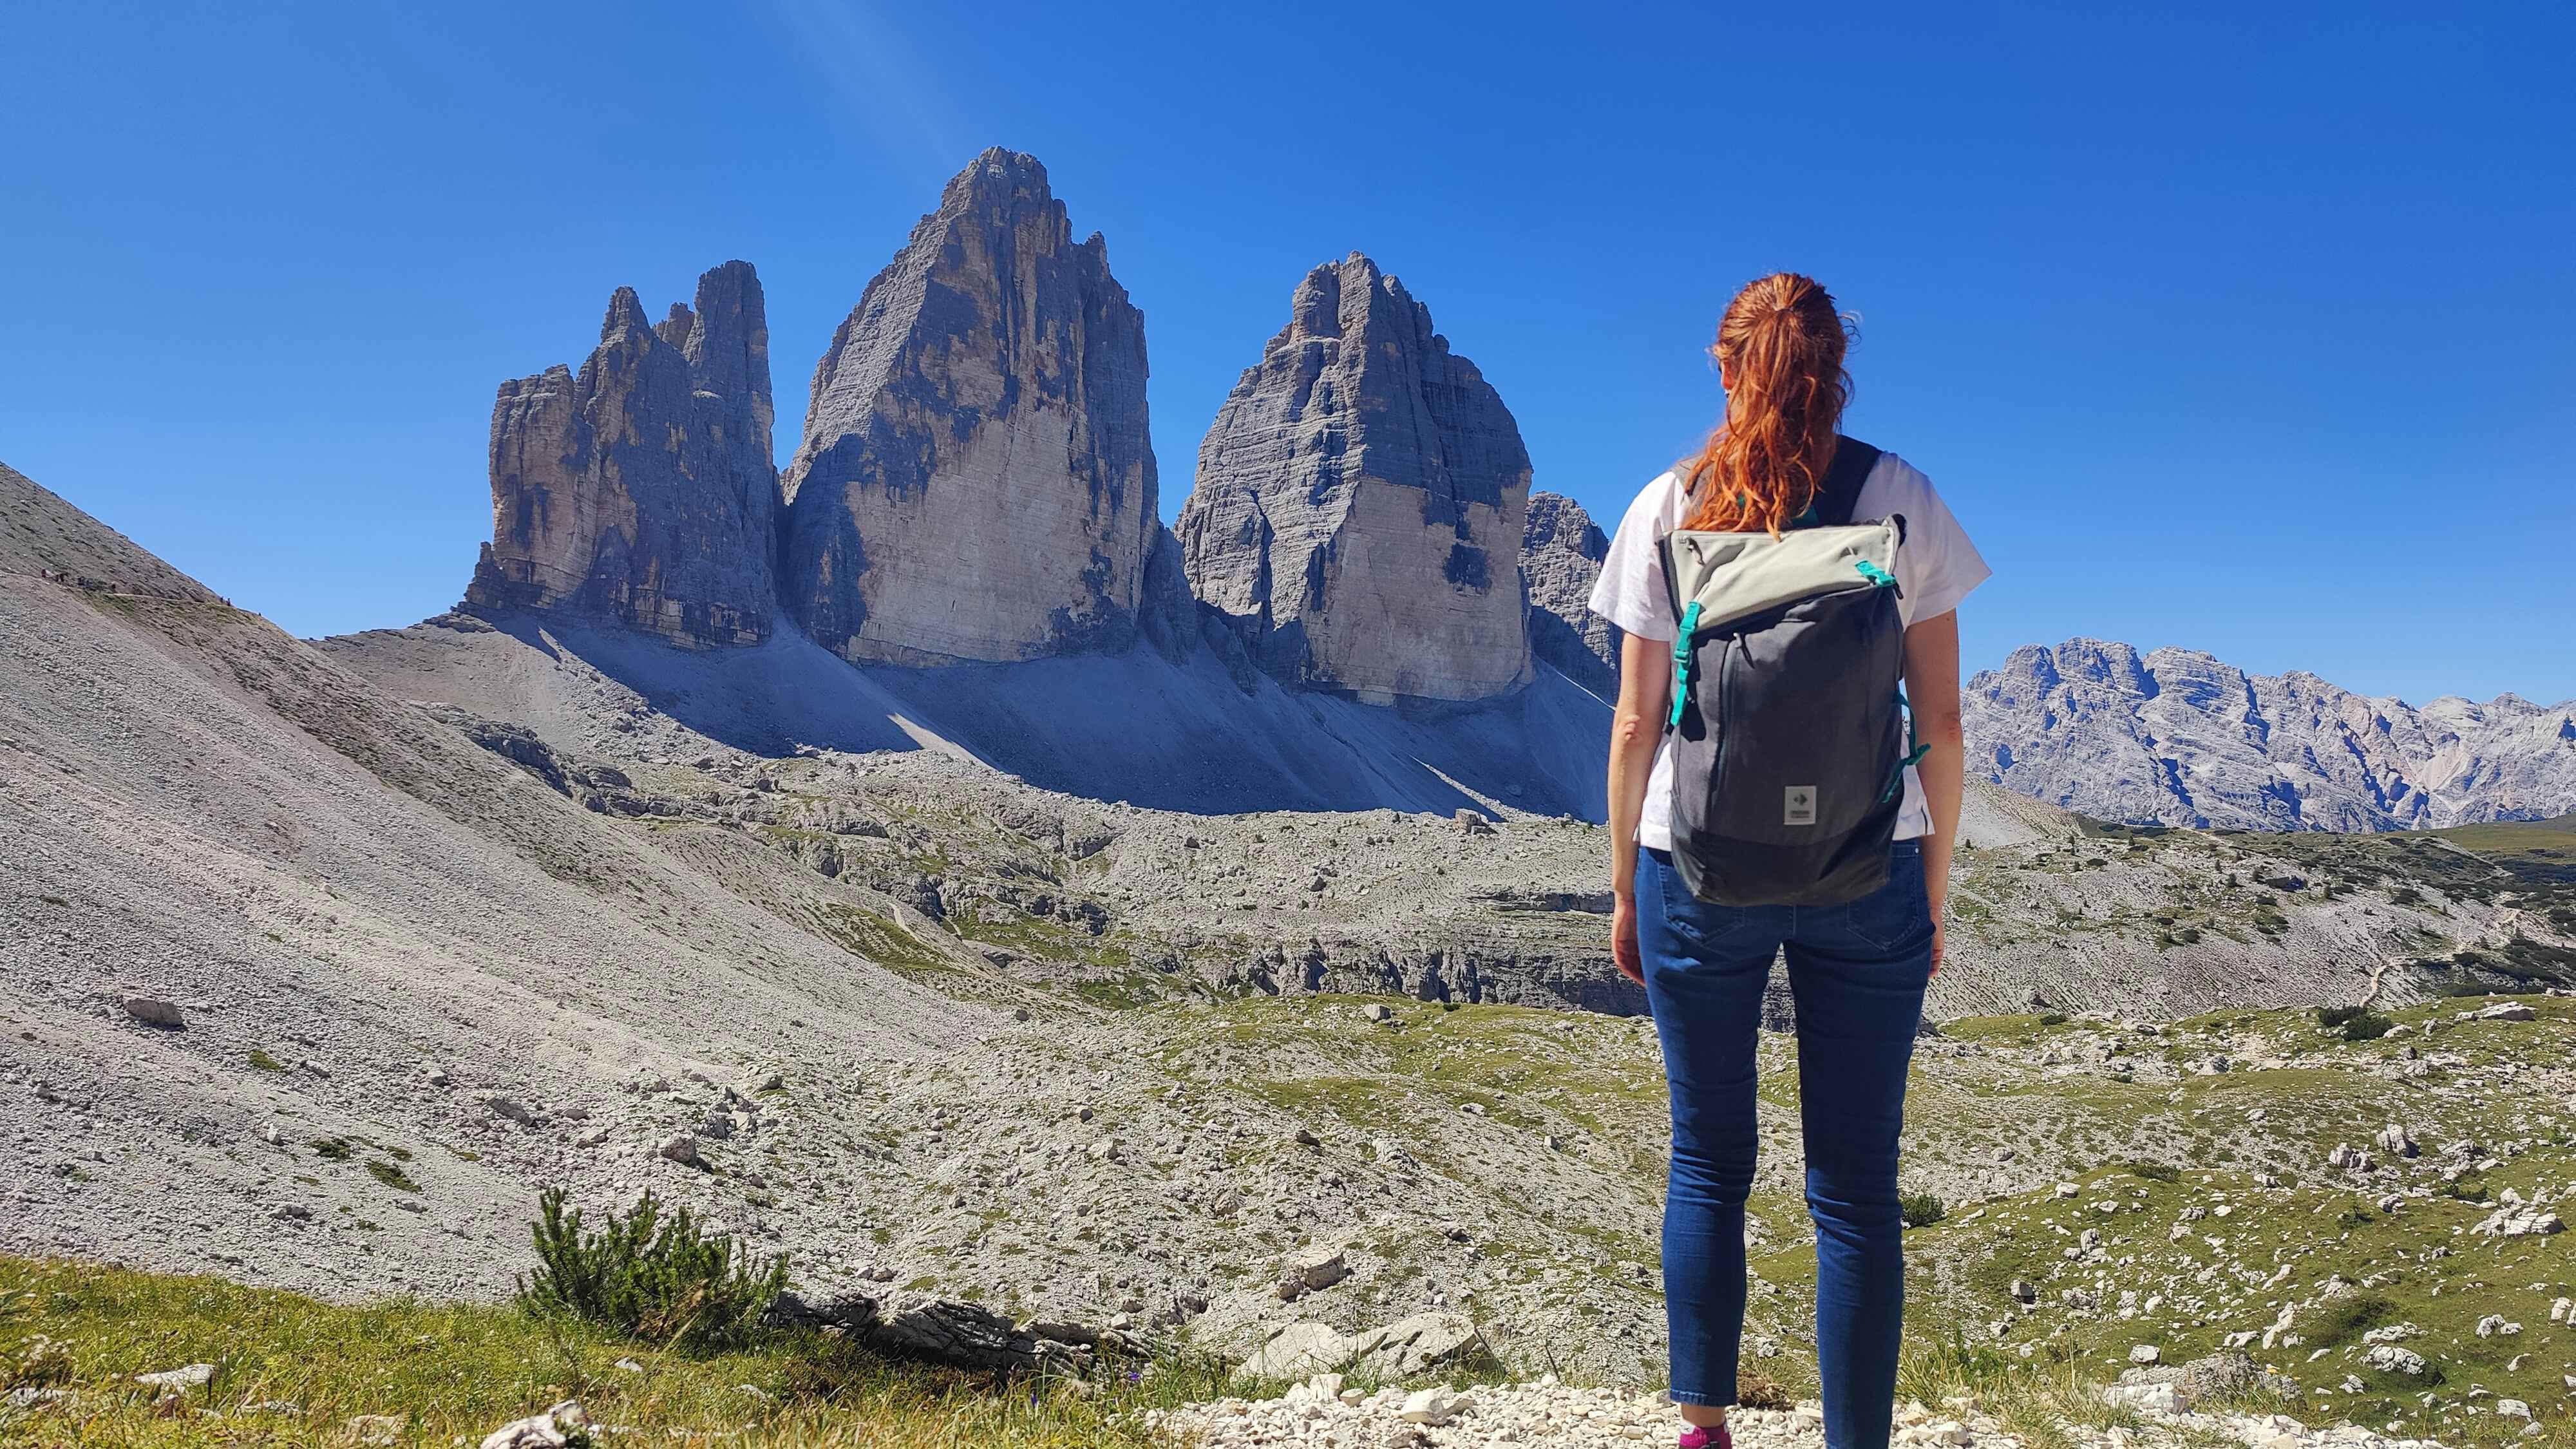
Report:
1900,611,1966,973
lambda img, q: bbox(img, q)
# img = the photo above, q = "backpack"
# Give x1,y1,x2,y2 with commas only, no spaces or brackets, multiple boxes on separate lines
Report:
1656,436,1924,906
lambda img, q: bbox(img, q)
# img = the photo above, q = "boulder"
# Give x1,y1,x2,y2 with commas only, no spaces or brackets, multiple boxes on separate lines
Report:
780,149,1160,666
1178,252,1534,704
119,995,184,1029
2472,1206,2562,1237
1235,1321,1350,1381
864,1293,1084,1373
465,262,778,649
479,1400,590,1449
2366,1344,2428,1376
1341,1311,1485,1376
1397,1387,1461,1426
2103,1381,2183,1414
1289,1246,1350,1291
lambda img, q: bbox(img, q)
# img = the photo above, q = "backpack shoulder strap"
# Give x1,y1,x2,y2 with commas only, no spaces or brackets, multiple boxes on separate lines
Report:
1801,435,1883,527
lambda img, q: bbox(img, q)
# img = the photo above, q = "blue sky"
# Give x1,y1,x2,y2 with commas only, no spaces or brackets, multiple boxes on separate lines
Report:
5,0,2570,705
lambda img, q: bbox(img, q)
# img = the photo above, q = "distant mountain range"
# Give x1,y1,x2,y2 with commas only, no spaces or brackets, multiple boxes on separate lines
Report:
1964,638,2575,831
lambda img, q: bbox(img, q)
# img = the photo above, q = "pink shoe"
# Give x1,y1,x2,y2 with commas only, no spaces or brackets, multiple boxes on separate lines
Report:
1678,1426,1730,1449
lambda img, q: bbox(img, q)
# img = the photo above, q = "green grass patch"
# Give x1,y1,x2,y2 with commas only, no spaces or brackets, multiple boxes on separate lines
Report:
0,1253,1207,1447
363,1160,419,1193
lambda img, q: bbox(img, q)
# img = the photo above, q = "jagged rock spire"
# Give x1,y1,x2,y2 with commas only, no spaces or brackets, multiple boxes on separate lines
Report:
777,148,1160,665
466,261,778,648
1177,253,1533,704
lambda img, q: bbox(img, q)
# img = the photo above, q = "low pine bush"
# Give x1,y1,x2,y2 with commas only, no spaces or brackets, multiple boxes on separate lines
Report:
1899,1191,1946,1229
516,1188,788,1353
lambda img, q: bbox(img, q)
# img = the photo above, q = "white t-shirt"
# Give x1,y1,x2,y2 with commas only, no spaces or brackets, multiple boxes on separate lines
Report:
1587,451,1991,852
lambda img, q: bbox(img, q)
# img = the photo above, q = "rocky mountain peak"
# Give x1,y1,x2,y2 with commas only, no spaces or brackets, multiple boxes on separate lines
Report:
1519,492,1619,696
1966,637,2576,830
777,149,1159,666
463,261,779,649
601,285,654,339
1176,252,1533,705
654,301,694,349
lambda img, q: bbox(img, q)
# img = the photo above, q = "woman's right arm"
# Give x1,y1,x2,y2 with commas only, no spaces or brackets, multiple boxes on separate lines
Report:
1608,629,1672,982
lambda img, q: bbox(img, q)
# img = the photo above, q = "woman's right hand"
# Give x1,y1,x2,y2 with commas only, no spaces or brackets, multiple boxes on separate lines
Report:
1613,891,1644,984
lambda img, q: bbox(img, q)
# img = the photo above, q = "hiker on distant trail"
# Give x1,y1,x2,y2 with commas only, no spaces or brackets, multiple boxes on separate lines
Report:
1591,272,1991,1449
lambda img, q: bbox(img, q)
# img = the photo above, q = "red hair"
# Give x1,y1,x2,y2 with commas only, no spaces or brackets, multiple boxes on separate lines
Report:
1679,274,1852,536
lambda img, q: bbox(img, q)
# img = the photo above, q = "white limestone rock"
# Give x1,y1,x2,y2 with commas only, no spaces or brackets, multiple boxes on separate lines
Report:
780,149,1161,667
1179,252,1534,705
466,263,778,649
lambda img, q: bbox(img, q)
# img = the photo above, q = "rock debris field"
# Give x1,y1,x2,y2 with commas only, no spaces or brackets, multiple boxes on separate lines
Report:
8,462,2576,1448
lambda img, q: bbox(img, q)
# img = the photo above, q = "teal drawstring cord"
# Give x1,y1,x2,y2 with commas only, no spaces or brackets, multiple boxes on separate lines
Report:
1855,559,1897,589
1880,689,1933,802
1667,600,1702,728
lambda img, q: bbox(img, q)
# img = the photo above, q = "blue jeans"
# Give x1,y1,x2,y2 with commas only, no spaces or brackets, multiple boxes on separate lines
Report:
1636,841,1934,1449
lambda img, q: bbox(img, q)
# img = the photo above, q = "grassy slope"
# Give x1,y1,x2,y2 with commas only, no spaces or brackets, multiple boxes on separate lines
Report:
0,1254,1241,1448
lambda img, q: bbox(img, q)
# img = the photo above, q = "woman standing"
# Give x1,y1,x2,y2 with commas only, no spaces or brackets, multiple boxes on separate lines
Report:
1588,273,1991,1449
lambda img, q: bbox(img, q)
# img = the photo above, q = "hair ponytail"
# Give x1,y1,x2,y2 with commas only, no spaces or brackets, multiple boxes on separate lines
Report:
1678,274,1852,536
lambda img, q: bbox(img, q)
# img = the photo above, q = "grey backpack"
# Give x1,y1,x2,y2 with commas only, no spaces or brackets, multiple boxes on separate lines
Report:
1657,437,1923,906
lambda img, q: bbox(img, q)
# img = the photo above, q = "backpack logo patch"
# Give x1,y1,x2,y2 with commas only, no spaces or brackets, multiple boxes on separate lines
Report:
1784,785,1818,826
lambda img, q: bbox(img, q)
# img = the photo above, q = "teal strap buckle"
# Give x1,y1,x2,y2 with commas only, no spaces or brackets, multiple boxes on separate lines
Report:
1667,600,1702,728
1854,559,1897,588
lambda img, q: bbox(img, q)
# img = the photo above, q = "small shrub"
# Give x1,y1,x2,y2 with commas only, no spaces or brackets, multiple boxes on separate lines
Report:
310,1137,354,1161
2125,1161,2180,1184
2314,1005,2365,1028
246,1048,287,1072
2336,1011,2394,1042
1899,1191,1946,1229
517,1188,788,1354
2037,1012,2068,1027
2389,886,2425,907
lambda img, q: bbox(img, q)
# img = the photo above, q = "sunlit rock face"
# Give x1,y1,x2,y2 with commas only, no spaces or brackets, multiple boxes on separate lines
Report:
778,149,1159,666
1179,253,1533,706
466,261,778,649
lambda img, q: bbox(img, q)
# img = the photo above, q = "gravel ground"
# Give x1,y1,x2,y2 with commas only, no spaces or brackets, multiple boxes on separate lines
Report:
1151,1378,2464,1449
